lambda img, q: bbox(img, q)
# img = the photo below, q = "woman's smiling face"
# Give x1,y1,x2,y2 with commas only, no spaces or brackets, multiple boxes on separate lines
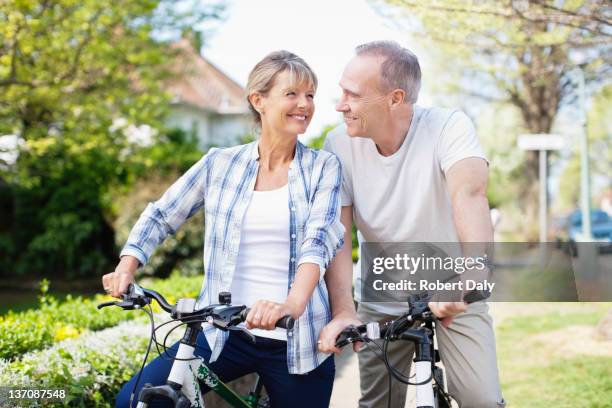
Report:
256,70,316,136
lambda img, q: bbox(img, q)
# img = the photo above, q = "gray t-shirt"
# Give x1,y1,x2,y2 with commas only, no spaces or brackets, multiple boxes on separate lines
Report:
324,105,487,313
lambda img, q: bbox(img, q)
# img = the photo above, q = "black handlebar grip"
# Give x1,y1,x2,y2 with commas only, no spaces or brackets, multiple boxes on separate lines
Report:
463,289,491,304
275,315,295,330
240,308,295,330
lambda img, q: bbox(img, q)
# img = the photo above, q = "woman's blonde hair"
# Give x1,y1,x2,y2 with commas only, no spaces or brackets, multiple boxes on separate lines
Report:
246,50,318,125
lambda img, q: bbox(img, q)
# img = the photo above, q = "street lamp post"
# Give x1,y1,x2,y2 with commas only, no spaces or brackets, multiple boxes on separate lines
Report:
576,66,593,241
573,64,600,295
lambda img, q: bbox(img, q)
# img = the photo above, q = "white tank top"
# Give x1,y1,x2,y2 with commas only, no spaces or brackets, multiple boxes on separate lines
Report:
231,184,290,341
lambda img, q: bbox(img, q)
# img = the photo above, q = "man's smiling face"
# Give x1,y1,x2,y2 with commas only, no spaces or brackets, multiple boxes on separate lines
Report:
336,55,390,138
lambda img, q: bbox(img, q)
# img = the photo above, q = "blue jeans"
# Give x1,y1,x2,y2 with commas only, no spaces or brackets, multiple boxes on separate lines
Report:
115,331,335,408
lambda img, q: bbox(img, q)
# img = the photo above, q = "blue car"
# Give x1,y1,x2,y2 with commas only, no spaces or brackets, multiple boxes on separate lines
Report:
565,209,612,256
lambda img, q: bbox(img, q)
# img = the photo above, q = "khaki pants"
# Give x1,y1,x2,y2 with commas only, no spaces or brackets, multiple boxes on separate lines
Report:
357,302,506,408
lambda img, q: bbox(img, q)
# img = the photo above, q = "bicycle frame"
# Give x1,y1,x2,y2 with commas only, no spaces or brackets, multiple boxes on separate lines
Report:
136,350,253,408
135,323,265,408
336,293,465,408
98,286,283,408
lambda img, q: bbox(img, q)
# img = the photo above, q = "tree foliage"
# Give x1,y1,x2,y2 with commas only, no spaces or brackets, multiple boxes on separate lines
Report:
0,0,222,278
380,0,611,238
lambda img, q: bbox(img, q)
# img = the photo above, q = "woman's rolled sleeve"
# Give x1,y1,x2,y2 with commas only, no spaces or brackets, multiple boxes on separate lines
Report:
119,149,216,265
298,154,345,277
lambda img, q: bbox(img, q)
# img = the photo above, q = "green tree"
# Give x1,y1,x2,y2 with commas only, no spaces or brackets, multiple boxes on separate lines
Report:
0,0,222,278
380,0,611,239
308,124,337,150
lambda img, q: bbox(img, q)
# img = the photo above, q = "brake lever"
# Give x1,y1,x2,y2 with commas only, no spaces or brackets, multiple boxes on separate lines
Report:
114,300,143,310
97,301,117,309
206,316,257,345
227,325,257,344
97,296,150,311
97,300,143,310
335,324,369,348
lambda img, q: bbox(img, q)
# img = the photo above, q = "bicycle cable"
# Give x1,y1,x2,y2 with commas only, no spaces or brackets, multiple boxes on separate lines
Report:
152,316,210,362
128,304,156,408
432,370,453,407
382,318,433,385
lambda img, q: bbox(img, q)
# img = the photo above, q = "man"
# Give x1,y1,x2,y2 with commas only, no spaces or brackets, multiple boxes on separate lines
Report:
319,41,505,407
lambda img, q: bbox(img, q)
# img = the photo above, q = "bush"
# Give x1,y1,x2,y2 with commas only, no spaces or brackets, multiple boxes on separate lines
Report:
0,282,138,361
0,318,182,407
1,127,206,281
0,274,202,361
113,169,205,279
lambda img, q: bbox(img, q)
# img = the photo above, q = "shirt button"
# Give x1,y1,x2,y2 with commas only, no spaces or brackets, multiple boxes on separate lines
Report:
291,207,296,211
291,257,295,262
291,234,296,238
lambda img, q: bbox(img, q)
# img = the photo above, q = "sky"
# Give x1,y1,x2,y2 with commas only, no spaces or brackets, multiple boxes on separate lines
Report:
202,0,434,140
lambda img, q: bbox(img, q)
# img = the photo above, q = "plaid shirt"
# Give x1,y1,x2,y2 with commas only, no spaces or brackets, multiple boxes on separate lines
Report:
121,140,345,374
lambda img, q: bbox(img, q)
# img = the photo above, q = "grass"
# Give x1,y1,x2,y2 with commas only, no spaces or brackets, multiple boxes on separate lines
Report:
495,303,612,407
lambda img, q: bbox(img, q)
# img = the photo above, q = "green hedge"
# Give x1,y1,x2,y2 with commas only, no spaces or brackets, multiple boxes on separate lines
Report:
0,274,202,360
0,318,183,407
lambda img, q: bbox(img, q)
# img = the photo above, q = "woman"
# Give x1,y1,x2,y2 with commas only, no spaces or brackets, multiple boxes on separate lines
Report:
104,50,345,408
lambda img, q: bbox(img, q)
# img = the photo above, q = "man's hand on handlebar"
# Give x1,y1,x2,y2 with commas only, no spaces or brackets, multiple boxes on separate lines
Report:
427,301,467,328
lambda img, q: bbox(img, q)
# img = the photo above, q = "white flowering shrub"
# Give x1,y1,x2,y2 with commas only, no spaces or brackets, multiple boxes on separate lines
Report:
1,317,183,407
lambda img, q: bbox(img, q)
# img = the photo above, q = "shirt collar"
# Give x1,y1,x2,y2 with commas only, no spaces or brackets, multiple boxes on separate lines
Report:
249,139,304,170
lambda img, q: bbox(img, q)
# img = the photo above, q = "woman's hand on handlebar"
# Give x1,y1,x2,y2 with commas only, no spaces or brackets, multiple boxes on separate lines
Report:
101,256,138,298
246,299,300,331
318,312,363,354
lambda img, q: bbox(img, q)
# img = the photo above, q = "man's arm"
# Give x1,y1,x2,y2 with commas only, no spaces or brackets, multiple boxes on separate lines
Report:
429,157,493,325
318,205,362,353
447,157,493,243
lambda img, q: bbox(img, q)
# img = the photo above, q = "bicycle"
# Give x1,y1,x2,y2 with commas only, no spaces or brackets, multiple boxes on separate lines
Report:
97,283,295,408
334,290,490,408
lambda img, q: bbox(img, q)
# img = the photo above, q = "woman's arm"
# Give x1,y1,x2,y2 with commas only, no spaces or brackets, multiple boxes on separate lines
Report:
297,153,345,276
247,152,345,329
102,150,216,297
120,151,215,265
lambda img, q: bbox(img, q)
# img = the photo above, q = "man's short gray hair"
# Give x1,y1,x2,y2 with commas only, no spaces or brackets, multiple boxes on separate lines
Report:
355,40,421,104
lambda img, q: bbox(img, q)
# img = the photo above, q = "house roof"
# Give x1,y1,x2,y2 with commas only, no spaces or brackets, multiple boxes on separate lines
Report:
166,39,249,115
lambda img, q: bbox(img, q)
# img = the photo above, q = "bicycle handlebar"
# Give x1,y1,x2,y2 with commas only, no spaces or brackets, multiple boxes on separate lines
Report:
335,289,490,348
98,283,295,331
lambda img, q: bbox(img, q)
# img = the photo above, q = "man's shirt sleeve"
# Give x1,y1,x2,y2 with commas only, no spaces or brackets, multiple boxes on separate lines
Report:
437,110,488,175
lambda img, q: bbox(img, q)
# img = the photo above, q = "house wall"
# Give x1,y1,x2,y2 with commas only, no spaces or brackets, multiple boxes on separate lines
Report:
165,104,212,146
210,113,253,147
165,104,252,149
